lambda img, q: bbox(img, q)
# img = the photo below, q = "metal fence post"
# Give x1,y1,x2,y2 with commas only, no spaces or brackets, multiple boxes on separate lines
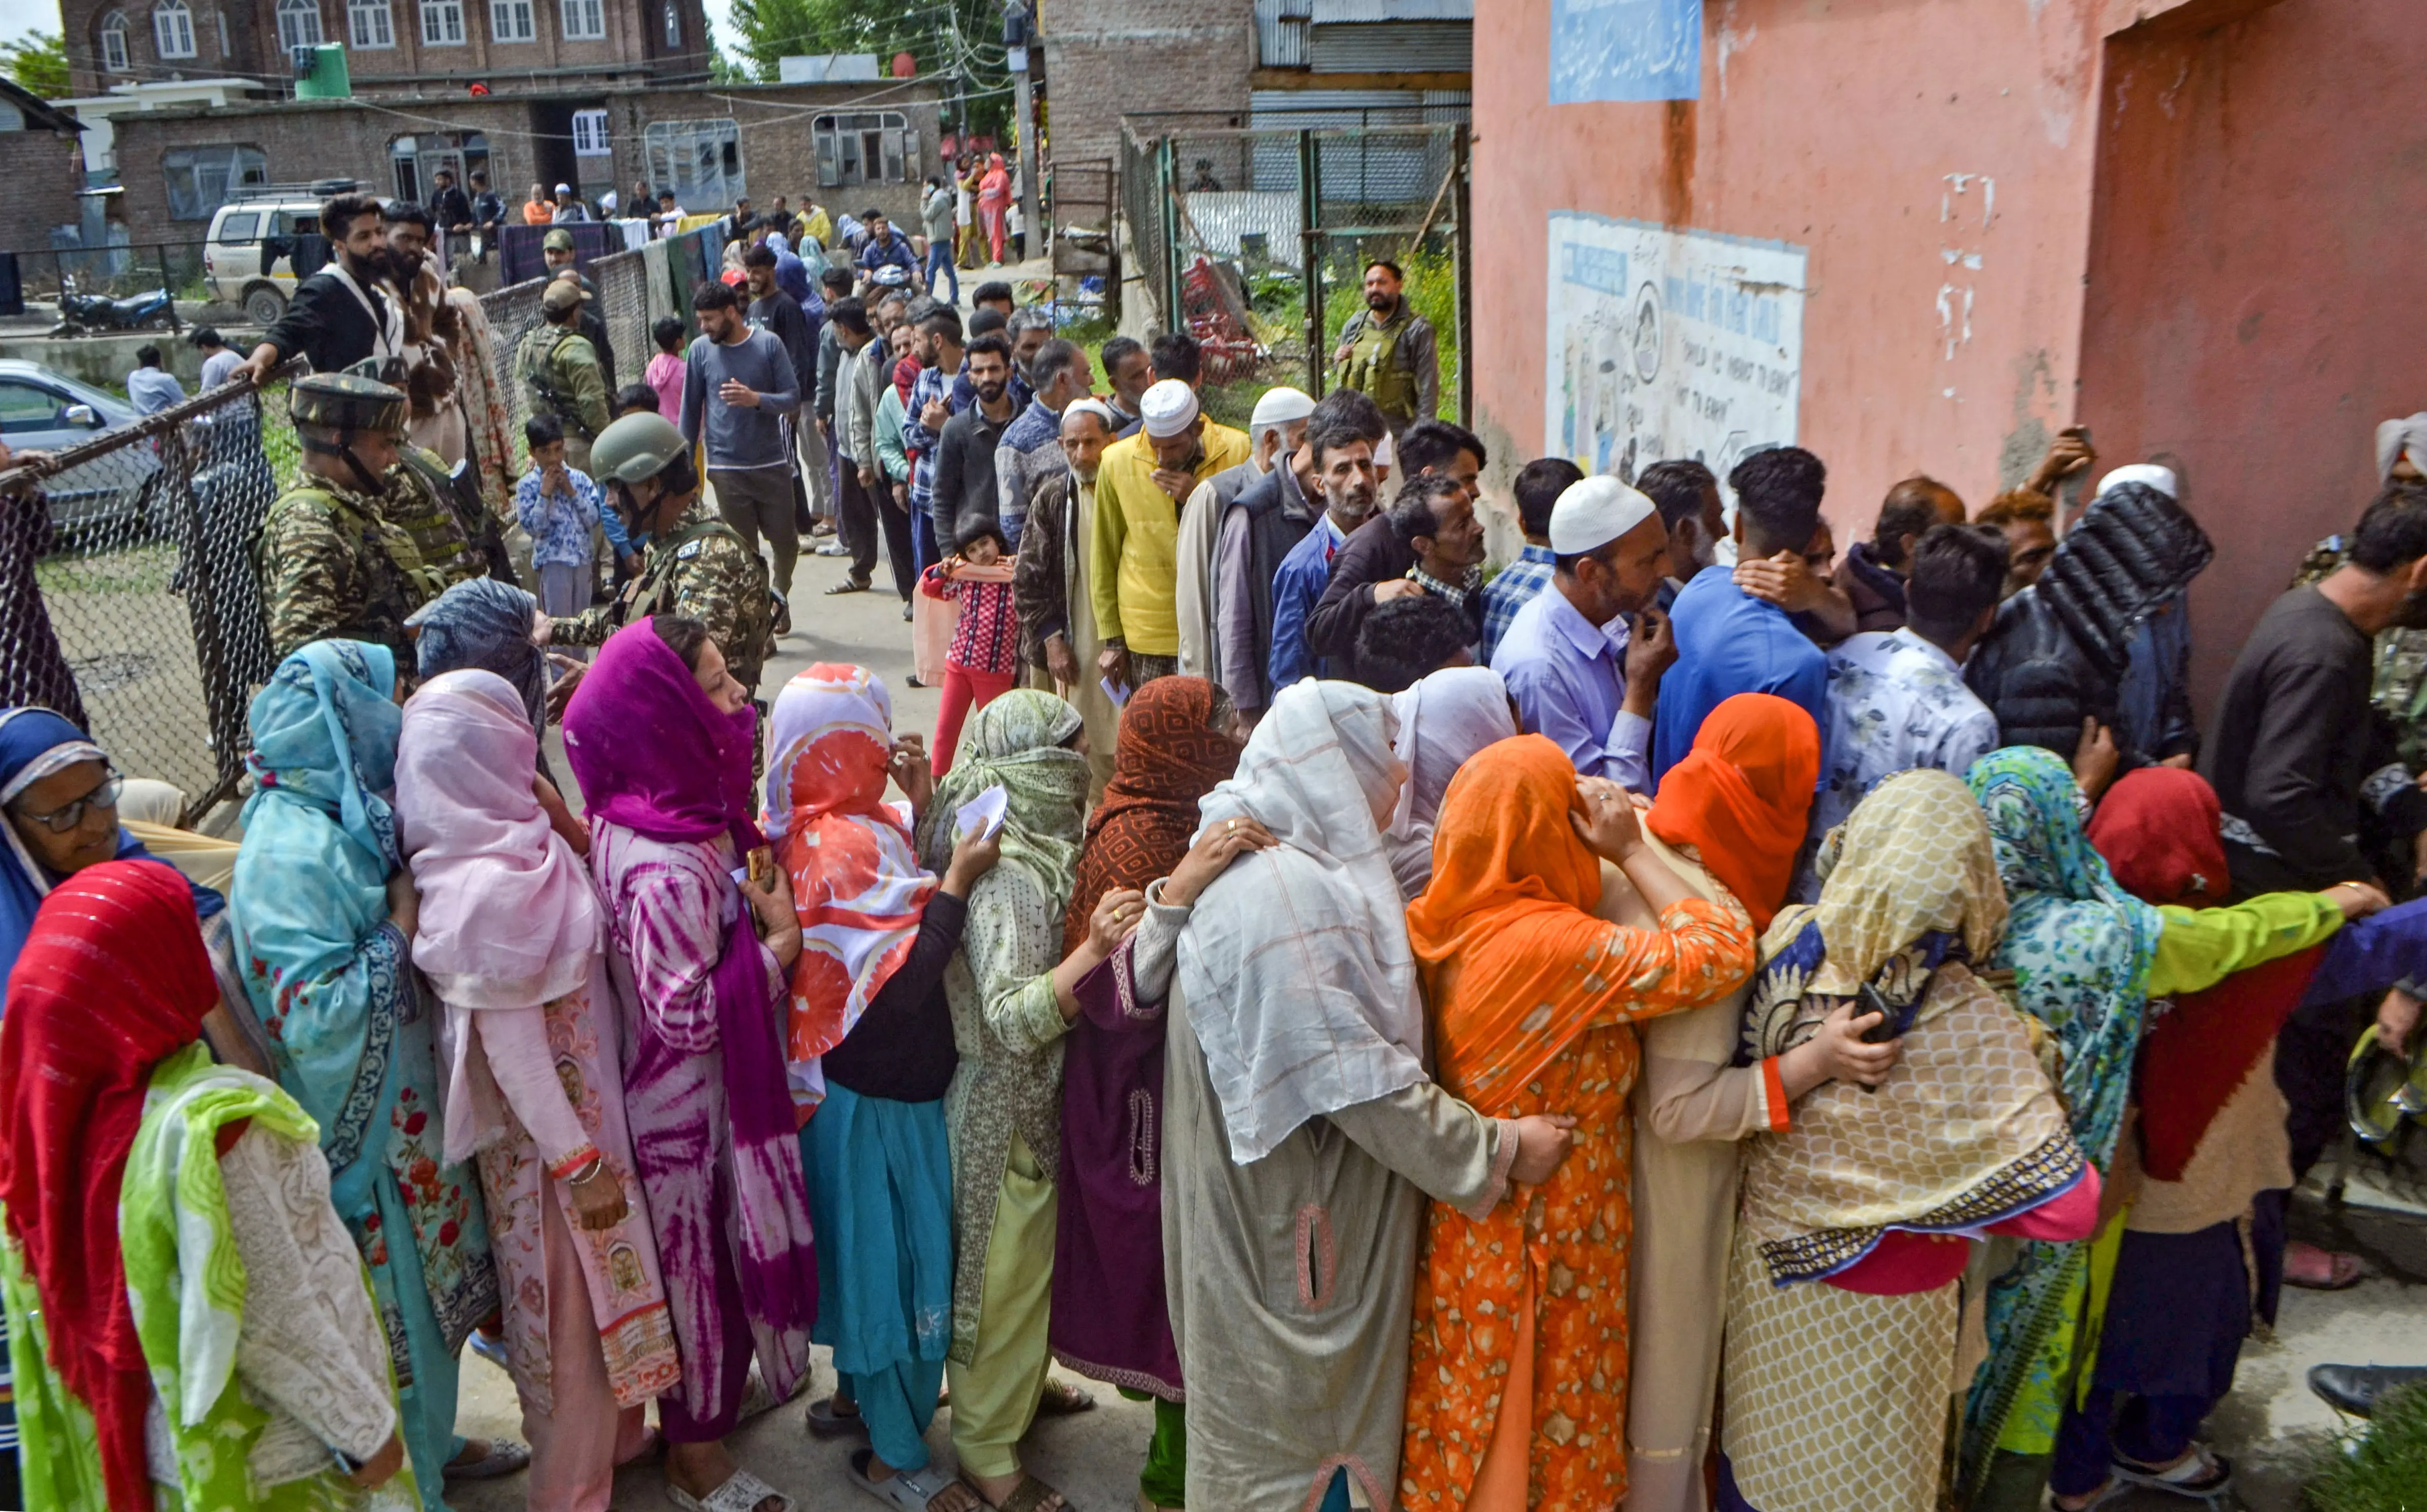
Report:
1453,123,1471,429
1157,135,1183,336
1299,128,1323,397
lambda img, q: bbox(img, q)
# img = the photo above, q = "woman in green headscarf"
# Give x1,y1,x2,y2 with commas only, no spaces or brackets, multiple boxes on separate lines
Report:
911,689,1127,1512
1958,745,2379,1495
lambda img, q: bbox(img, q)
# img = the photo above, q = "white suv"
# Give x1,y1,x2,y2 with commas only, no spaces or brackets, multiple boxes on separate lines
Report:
202,180,369,326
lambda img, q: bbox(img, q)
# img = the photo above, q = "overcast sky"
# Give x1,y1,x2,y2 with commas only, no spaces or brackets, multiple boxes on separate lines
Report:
0,0,747,66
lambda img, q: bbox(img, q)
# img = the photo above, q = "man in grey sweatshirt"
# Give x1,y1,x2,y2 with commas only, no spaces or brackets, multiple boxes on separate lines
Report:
681,278,801,600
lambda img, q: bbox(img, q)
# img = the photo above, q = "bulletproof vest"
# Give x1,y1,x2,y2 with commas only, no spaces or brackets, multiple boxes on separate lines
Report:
1339,307,1417,419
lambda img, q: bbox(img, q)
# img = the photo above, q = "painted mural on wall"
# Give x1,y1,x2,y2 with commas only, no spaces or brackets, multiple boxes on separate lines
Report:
1546,211,1806,493
1549,0,1702,104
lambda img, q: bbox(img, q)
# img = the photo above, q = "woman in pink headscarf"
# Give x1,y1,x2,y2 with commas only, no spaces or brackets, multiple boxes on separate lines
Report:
396,668,682,1512
562,614,821,1512
977,153,1012,265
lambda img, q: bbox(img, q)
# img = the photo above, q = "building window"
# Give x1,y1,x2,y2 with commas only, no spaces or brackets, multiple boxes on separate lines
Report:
572,109,610,157
420,0,461,43
276,0,321,48
164,143,266,220
216,9,228,52
662,1,677,47
100,11,130,68
347,0,392,47
489,0,531,41
812,111,914,187
390,130,490,204
561,0,602,39
153,0,196,58
644,118,742,211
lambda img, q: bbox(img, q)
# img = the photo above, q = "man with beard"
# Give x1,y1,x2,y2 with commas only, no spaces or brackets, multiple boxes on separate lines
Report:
238,192,402,382
1090,378,1250,691
1012,398,1120,791
1307,470,1486,689
1329,259,1439,438
1266,411,1381,692
931,332,1028,554
2204,480,2427,1188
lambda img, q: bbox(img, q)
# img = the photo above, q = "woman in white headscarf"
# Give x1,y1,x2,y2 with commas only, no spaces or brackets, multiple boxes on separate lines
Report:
1161,679,1577,1512
1382,665,1517,898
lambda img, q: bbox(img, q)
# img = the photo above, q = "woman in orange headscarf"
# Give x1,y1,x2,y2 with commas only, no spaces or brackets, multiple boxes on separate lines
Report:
1619,692,1893,1512
1398,734,1758,1512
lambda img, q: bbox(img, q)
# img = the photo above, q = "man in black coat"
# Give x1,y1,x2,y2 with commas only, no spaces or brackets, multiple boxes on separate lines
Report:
238,192,401,382
931,333,1027,553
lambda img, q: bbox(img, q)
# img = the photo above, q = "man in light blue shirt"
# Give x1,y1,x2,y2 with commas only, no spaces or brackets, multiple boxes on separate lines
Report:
1267,418,1380,692
126,345,185,416
1492,475,1676,791
1653,446,1833,785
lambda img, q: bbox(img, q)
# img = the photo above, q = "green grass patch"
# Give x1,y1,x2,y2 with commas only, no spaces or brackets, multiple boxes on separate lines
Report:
2307,1384,2427,1512
36,538,178,593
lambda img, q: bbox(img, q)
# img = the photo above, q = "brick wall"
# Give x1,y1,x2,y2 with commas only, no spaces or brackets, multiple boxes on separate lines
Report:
1042,0,1252,168
106,81,943,246
0,129,89,250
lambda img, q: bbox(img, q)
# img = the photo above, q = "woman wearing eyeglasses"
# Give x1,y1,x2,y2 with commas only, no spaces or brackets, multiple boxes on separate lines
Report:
0,704,275,1512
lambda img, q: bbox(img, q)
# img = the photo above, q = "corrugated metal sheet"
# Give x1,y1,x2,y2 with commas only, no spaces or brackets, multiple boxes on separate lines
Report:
1307,0,1472,21
1242,90,1457,203
1307,20,1472,73
1250,88,1423,115
1254,0,1306,68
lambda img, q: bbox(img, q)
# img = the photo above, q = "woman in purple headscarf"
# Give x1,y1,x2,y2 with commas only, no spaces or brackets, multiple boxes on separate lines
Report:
562,613,819,1512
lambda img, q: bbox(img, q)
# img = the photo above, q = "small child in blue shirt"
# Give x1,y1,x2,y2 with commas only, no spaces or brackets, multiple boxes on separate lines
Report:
514,413,607,627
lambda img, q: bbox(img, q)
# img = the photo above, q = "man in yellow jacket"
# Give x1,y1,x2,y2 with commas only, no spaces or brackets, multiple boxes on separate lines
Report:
1089,375,1249,691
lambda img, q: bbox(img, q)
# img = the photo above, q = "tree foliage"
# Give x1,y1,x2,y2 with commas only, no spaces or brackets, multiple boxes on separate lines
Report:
0,30,71,100
722,0,1008,136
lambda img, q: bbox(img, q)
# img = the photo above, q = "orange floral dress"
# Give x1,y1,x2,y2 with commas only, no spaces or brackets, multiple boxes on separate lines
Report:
1398,737,1756,1512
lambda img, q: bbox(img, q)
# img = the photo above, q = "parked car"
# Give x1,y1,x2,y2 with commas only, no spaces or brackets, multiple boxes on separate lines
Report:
0,358,160,534
203,180,366,327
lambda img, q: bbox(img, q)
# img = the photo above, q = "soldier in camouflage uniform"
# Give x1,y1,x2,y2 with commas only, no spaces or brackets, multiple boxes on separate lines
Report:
254,373,454,662
2291,535,2427,770
519,277,612,475
385,445,487,588
548,411,780,693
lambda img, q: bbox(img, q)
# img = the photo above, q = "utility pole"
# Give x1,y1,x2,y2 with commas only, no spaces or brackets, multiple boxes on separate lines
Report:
1004,1,1040,263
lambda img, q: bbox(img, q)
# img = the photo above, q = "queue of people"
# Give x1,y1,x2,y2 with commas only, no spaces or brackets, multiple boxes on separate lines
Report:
11,176,2427,1512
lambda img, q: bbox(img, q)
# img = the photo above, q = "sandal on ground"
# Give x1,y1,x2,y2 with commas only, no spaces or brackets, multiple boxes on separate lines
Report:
667,1468,795,1512
808,1395,870,1437
2114,1443,2233,1499
2284,1239,2364,1290
850,1447,969,1512
816,540,852,557
825,575,873,594
1036,1378,1096,1416
442,1438,531,1480
963,1473,1071,1512
2042,1480,2133,1512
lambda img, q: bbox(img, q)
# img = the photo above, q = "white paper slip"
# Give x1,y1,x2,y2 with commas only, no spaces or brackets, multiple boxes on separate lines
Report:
955,784,1008,843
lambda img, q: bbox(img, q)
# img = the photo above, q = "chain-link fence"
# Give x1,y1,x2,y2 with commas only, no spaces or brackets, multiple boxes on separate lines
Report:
3,364,297,823
5,227,713,826
1118,115,1469,434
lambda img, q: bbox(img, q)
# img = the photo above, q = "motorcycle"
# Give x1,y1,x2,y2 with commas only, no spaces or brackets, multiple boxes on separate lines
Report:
52,274,176,337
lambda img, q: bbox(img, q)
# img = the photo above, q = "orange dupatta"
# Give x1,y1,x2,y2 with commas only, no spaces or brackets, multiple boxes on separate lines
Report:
1643,692,1819,931
1406,734,1750,1115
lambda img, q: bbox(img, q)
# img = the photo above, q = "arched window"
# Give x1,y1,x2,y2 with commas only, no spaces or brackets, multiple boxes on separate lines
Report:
662,1,677,47
152,0,195,59
99,10,130,69
276,0,322,50
347,0,392,47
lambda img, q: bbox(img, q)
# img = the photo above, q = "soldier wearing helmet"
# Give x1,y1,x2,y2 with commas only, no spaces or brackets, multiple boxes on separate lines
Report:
254,372,458,661
547,409,781,701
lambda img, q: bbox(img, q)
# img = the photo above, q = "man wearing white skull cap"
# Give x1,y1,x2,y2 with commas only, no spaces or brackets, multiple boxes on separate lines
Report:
1086,377,1249,690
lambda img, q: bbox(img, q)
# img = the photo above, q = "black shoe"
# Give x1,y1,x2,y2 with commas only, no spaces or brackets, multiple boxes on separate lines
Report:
2308,1362,2427,1417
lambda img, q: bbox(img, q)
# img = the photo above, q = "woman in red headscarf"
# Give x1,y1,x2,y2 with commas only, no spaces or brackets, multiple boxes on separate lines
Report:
0,860,407,1510
1398,734,1759,1512
1619,692,1886,1512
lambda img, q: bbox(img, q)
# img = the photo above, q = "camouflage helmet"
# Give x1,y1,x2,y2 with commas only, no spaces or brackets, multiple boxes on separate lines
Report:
289,371,407,436
590,411,690,486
